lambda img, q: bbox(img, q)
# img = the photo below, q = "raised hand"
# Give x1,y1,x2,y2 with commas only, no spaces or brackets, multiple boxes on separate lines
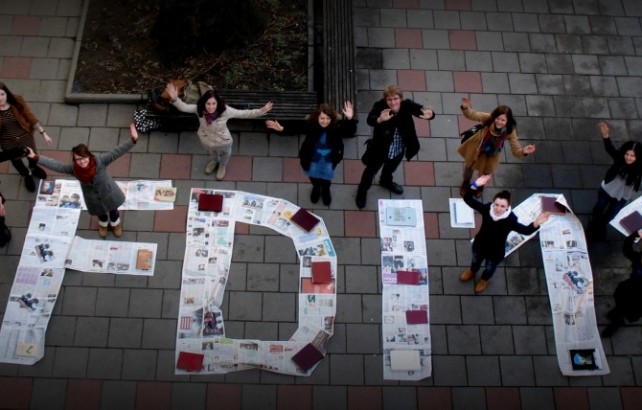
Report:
461,96,471,109
598,121,610,139
474,174,492,187
523,144,536,155
165,82,178,101
265,120,283,132
262,101,274,114
342,101,354,120
420,105,433,120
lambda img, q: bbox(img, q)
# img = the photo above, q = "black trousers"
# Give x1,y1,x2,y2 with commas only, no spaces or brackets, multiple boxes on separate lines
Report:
358,151,404,193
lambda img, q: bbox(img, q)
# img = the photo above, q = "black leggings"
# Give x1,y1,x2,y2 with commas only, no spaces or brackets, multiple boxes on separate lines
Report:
97,210,120,224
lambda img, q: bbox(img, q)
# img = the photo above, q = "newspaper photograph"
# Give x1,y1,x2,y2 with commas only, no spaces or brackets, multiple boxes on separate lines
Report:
64,236,157,275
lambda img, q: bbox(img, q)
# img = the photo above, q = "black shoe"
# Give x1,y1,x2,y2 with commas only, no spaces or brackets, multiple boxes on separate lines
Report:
30,166,47,180
24,175,35,192
322,187,332,206
356,191,367,209
380,181,403,195
310,185,321,204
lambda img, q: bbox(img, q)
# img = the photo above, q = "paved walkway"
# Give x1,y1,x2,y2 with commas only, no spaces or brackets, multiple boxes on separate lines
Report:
1,0,642,409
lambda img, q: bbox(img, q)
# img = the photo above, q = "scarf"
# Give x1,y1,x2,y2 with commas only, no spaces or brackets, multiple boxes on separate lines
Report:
204,112,219,125
490,205,512,222
479,127,508,157
74,155,97,183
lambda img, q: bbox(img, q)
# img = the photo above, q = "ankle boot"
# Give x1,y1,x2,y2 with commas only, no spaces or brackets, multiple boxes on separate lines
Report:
310,184,321,203
321,184,332,206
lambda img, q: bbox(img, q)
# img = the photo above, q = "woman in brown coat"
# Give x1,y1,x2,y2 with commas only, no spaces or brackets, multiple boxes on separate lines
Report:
0,82,51,192
457,97,536,197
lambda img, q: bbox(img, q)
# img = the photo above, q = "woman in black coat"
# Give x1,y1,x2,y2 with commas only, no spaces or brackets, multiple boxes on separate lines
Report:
266,102,357,206
461,175,550,293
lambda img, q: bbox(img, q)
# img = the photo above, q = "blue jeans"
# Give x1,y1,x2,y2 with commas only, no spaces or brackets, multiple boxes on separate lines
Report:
592,187,626,222
470,249,501,280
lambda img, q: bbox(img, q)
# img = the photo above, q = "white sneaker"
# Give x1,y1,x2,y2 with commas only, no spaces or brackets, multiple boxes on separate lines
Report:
205,161,218,175
216,165,226,180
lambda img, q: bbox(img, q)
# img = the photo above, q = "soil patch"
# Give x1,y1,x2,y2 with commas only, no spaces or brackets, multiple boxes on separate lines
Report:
73,0,308,94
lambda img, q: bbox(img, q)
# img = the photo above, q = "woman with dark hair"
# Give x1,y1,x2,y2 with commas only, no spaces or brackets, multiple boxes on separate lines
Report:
26,124,139,238
460,175,550,293
0,81,51,192
588,122,642,240
457,97,536,197
265,101,357,205
165,83,273,180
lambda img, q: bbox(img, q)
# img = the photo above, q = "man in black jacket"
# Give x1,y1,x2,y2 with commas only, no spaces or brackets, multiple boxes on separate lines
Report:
356,85,435,209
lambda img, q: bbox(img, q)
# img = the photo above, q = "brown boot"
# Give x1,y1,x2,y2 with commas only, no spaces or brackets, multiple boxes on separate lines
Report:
112,222,123,238
98,224,109,238
474,279,489,293
460,269,474,282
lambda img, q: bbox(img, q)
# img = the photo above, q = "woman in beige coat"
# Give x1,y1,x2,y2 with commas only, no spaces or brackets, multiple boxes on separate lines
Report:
457,97,536,196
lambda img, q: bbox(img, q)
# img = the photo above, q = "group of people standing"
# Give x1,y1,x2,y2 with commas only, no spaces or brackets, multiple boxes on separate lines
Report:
1,79,641,334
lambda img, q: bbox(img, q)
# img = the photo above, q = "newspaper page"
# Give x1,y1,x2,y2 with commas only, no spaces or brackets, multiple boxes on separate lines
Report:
175,189,337,376
36,179,174,210
534,194,610,376
378,199,431,381
449,197,475,228
610,194,642,236
64,236,157,275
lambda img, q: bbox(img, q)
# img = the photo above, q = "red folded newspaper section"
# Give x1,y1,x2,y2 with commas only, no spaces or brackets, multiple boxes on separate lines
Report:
176,351,204,372
198,193,224,212
311,261,332,284
291,343,324,372
290,208,320,232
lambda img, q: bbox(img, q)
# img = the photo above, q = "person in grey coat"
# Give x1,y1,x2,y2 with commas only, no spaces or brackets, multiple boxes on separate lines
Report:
26,124,139,238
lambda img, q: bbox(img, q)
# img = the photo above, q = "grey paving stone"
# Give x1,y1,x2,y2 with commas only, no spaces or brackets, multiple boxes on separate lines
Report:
312,386,347,410
608,36,635,56
520,387,556,410
524,296,553,325
17,349,54,378
382,48,410,69
430,295,462,325
246,263,280,292
129,152,161,178
354,7,379,28
108,318,143,349
383,386,418,408
408,9,434,29
86,348,123,379
590,76,620,97
433,10,460,29
437,50,466,71
52,346,88,377
141,319,176,349
101,381,137,410
46,315,76,346
330,354,365,385
461,296,494,324
464,51,493,72
61,286,97,316
228,291,263,321
361,237,381,266
512,325,548,355
47,37,74,58
347,324,380,354
345,265,379,294
476,31,503,51
586,387,624,410
508,73,538,94
479,325,514,355
170,382,207,410
466,355,501,386
432,355,467,385
380,8,407,28
539,14,566,33
492,295,527,325
78,103,108,127
532,355,569,386
368,27,396,48
74,316,109,347
30,378,66,410
264,236,296,264
336,294,363,325
362,293,382,323
369,69,398,91
421,29,450,50
447,325,481,354
262,292,295,322
609,97,639,119
233,235,265,263
500,355,535,386
602,356,636,386
245,321,278,340
503,32,530,53
128,289,163,319
161,289,179,320
611,326,642,355
114,274,148,289
519,53,547,74
325,323,346,354
491,52,520,73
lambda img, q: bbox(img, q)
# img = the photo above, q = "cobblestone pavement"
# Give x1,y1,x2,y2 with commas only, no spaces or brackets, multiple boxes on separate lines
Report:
0,0,642,409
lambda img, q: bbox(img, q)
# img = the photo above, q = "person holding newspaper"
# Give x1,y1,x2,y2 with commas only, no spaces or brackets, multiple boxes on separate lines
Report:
26,124,139,238
461,175,550,293
587,121,642,240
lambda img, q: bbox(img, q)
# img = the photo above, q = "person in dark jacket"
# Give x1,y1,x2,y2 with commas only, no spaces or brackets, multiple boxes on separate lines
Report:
588,122,642,240
460,175,550,293
356,85,435,209
27,124,139,238
601,230,642,337
266,102,357,206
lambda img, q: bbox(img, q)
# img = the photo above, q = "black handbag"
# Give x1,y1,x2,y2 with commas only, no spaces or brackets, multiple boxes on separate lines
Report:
460,124,482,144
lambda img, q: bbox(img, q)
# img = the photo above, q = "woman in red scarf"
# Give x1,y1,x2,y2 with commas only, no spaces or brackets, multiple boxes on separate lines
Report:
27,124,139,238
457,97,536,197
